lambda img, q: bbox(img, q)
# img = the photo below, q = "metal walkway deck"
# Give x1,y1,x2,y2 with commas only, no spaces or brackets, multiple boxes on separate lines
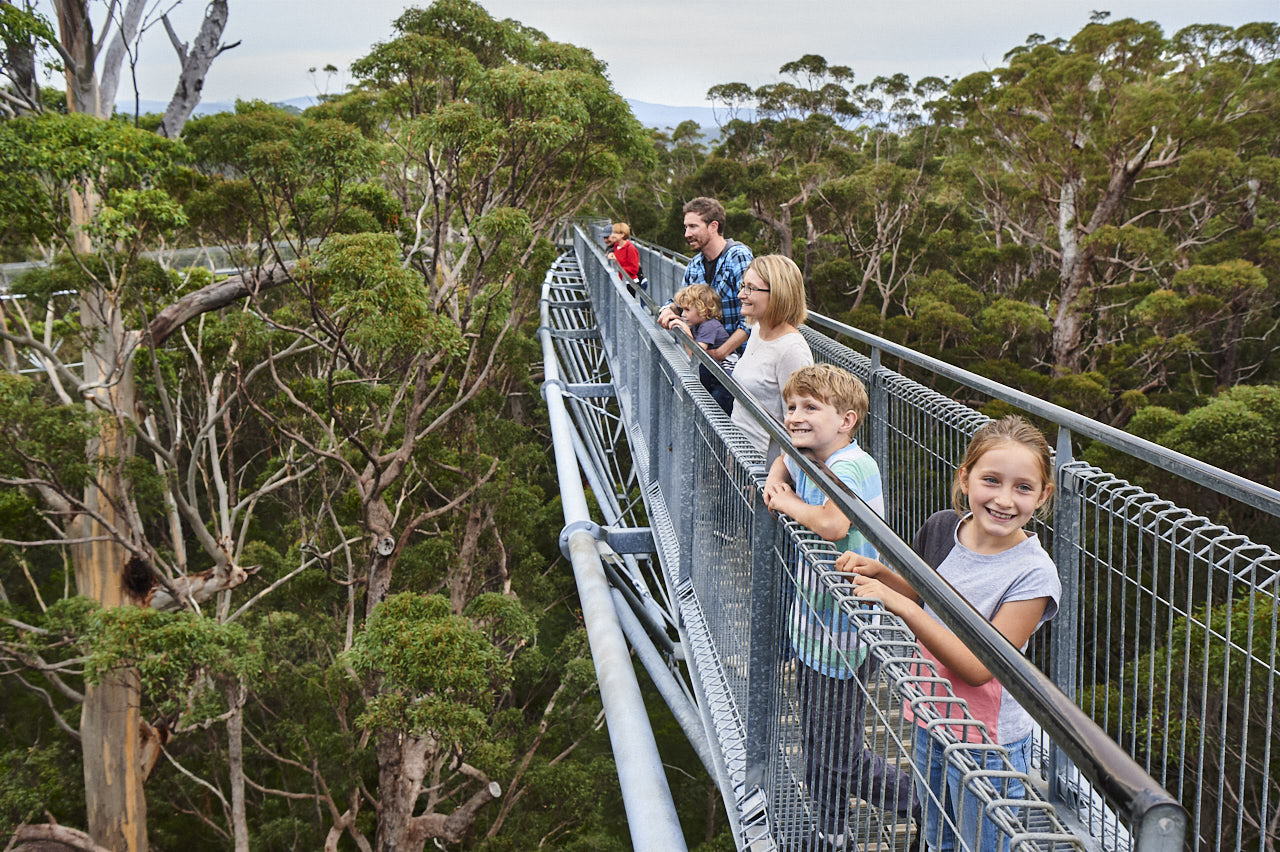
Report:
540,223,1279,852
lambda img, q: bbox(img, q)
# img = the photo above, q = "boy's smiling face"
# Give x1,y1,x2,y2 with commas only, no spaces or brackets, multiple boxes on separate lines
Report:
784,392,857,458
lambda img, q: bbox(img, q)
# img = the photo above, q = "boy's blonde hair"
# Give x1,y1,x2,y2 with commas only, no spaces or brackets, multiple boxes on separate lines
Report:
611,222,631,239
747,254,808,329
673,284,722,320
782,364,868,435
951,415,1055,517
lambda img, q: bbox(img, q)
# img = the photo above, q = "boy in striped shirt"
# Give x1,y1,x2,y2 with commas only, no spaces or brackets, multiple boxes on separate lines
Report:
764,364,916,849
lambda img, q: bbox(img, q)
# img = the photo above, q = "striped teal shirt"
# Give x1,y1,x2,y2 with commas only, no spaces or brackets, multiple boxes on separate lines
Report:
784,440,883,679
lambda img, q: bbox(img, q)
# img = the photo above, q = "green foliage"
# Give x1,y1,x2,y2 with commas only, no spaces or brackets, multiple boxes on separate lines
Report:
0,112,189,255
0,740,79,836
84,607,257,718
1083,589,1280,849
1146,385,1280,477
183,100,382,244
345,592,531,750
0,372,93,492
308,232,464,359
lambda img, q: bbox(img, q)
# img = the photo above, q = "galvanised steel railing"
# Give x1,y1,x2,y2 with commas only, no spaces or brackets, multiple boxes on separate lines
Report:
539,251,687,851
565,224,1192,850
618,230,1276,851
797,318,1278,852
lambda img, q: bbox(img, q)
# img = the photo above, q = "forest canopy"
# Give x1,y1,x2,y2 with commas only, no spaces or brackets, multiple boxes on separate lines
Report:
0,3,1277,850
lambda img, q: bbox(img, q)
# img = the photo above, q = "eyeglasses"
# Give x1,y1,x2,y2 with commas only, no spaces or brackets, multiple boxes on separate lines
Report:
741,284,770,294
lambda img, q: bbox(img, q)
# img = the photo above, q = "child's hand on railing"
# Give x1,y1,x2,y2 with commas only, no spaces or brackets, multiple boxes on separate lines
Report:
762,481,796,517
834,551,884,578
836,552,919,615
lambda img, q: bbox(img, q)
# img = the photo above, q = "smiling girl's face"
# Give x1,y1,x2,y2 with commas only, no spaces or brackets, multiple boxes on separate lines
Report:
957,441,1052,554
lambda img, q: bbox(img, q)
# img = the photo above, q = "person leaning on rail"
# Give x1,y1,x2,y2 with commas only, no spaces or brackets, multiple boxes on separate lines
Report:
667,283,737,414
763,364,920,850
657,197,752,412
839,416,1061,852
727,254,813,465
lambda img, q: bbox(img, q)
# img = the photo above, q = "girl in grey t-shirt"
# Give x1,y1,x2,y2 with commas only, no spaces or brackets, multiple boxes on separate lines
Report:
835,416,1060,852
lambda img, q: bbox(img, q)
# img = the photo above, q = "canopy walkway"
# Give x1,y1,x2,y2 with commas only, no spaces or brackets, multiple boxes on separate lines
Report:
539,223,1280,851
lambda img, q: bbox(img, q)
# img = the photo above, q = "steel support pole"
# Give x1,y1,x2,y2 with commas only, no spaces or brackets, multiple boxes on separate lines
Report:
1050,427,1082,804
744,483,781,789
541,275,687,851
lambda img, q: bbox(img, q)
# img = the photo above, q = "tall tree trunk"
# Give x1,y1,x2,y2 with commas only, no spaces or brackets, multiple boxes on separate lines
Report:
75,298,147,850
1050,175,1087,374
54,0,102,116
159,0,232,139
374,732,430,851
226,681,249,852
1216,310,1245,388
73,198,148,846
802,210,818,283
98,0,146,112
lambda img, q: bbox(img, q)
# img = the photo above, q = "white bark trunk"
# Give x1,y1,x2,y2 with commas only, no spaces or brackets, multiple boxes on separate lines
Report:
98,0,147,112
226,681,249,852
159,0,233,139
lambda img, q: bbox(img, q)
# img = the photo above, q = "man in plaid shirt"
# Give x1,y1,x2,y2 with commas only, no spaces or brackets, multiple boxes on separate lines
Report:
658,197,753,361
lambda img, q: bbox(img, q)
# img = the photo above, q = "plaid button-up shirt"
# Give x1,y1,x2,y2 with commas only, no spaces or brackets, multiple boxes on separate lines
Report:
682,240,753,349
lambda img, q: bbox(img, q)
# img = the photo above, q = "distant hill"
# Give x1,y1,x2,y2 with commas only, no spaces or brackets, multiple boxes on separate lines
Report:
115,96,320,117
624,99,731,133
115,96,733,134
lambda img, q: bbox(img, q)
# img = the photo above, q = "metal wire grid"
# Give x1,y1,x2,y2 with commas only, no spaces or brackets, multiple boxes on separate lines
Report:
574,235,1084,849
804,310,1280,850
798,308,1280,844
763,524,923,851
1064,463,1280,852
802,330,1063,675
545,256,644,524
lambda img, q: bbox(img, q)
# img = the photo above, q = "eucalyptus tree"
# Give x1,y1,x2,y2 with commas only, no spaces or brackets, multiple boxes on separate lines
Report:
0,111,318,851
706,54,861,261
193,3,651,848
0,3,240,847
947,18,1280,375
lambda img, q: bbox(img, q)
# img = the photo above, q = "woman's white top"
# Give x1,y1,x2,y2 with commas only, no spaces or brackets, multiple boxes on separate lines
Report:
729,326,813,459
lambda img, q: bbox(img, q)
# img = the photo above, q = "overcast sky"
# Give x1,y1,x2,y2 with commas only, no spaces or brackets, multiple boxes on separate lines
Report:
45,0,1280,108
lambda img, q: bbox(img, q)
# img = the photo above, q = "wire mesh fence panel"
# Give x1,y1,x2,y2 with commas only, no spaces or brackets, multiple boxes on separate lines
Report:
1063,463,1280,852
562,228,1225,851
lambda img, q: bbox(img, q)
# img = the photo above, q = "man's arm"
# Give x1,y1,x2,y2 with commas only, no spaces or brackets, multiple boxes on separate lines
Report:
660,258,703,328
709,327,748,361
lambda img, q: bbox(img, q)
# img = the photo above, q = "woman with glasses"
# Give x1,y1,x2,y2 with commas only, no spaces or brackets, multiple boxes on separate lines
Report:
730,254,814,463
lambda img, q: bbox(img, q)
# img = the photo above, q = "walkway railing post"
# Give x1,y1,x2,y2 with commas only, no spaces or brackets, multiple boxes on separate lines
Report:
674,386,696,585
645,338,663,480
869,347,890,475
1050,426,1081,804
744,475,781,790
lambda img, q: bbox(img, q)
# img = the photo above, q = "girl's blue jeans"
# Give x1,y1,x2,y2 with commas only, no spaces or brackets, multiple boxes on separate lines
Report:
912,725,1032,852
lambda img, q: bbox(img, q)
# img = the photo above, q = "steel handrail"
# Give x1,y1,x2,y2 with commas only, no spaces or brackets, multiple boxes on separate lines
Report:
632,238,1187,849
635,237,1280,519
